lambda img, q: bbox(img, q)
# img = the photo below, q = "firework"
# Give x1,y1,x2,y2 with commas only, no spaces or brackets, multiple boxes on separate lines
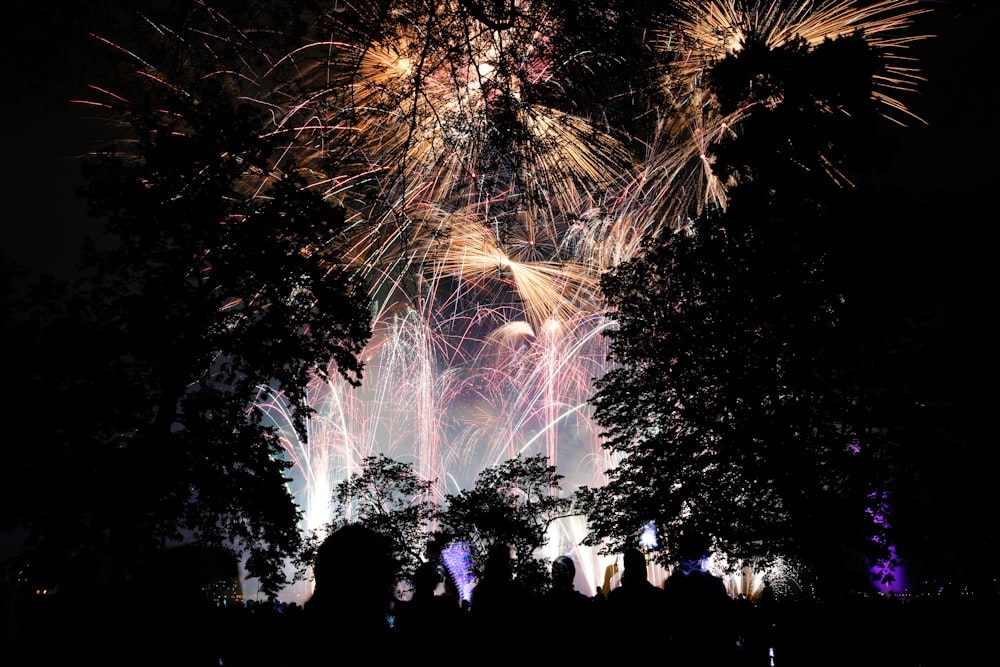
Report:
653,0,930,122
80,0,930,598
624,0,932,216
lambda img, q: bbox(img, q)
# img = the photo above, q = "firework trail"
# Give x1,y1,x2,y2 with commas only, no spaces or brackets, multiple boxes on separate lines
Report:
81,0,929,592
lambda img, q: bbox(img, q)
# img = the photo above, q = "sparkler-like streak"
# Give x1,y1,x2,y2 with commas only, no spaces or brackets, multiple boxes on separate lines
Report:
81,0,930,597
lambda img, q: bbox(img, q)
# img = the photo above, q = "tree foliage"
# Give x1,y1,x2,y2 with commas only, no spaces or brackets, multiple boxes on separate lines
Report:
579,33,900,596
438,454,574,589
327,454,439,584
7,77,372,598
318,453,576,594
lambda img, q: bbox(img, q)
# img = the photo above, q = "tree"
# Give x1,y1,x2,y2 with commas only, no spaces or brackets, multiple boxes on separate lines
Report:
7,77,372,598
326,454,439,586
438,454,575,591
579,33,901,597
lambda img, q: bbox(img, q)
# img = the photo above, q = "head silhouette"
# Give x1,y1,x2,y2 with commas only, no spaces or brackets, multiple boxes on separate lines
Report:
312,523,396,605
675,530,711,564
551,556,576,590
412,559,442,597
483,543,513,581
622,547,648,585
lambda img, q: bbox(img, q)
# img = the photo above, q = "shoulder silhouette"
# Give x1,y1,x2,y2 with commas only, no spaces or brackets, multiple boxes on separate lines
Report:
661,531,737,666
302,524,399,663
469,543,531,646
603,546,667,648
538,555,598,660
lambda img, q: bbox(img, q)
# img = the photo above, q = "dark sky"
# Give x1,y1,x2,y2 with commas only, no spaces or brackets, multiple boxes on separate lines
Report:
4,4,116,277
879,1,998,196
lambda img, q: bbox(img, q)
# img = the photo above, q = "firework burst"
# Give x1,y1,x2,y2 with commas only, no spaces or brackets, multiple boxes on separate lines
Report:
79,0,931,596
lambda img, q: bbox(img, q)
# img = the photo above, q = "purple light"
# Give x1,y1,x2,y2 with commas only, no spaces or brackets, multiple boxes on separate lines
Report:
868,491,907,595
441,541,475,604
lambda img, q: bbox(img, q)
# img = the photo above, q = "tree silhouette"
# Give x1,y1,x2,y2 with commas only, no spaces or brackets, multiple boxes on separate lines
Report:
439,453,574,591
7,79,372,598
580,33,901,597
326,454,439,586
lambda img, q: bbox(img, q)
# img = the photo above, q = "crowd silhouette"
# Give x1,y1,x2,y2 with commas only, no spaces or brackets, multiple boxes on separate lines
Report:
2,524,996,667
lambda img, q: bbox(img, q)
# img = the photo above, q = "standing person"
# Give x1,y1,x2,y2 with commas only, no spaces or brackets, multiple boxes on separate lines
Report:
538,555,598,661
661,530,738,667
602,546,667,655
393,558,468,662
300,524,400,665
469,543,531,647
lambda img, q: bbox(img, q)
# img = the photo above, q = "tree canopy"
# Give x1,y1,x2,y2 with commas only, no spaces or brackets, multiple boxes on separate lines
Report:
314,452,576,598
438,453,574,589
327,454,439,584
579,33,903,596
5,78,372,598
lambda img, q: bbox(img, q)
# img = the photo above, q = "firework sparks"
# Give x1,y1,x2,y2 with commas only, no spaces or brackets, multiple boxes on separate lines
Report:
80,0,931,597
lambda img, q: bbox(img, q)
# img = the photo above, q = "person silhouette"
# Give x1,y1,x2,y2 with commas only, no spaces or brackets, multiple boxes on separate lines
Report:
661,530,737,666
469,543,529,646
538,555,598,661
393,557,468,662
301,524,400,664
602,546,667,654
548,555,590,603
